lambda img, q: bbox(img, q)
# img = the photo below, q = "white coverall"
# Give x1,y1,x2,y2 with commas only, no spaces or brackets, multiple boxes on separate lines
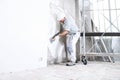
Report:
62,16,79,63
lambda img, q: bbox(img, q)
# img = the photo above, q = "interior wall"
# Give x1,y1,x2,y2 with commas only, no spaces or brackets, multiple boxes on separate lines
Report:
0,0,49,73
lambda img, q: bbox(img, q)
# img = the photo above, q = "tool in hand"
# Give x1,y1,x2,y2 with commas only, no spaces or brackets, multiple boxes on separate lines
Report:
49,32,60,43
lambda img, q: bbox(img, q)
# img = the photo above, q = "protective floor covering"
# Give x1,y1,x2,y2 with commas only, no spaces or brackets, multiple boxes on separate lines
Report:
0,62,120,80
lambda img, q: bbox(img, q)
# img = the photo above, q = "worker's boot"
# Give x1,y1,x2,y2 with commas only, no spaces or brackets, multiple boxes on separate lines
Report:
66,61,76,66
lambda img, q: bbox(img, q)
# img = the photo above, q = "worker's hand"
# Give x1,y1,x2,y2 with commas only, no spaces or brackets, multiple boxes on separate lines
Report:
50,37,55,43
54,35,60,40
50,36,59,43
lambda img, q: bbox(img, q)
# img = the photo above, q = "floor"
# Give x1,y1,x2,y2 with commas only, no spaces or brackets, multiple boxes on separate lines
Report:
0,61,120,80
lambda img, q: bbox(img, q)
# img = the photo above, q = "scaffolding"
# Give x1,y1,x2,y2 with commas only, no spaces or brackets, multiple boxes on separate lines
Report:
79,0,120,64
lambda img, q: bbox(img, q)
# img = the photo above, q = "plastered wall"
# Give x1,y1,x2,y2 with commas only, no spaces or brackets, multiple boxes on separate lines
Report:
0,0,49,73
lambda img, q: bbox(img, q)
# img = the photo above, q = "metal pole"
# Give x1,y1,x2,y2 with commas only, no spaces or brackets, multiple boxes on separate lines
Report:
75,0,81,61
97,0,100,31
75,0,80,27
115,0,119,29
102,0,106,32
108,0,112,32
81,0,85,56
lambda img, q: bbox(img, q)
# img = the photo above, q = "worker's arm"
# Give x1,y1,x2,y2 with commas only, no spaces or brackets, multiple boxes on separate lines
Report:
50,30,69,43
59,30,69,37
52,32,60,39
50,32,60,43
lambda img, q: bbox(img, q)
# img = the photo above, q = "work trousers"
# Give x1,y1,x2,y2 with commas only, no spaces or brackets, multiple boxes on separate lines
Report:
66,32,79,62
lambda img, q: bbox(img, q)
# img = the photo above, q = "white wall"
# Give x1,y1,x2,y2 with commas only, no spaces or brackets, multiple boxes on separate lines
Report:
0,0,49,73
